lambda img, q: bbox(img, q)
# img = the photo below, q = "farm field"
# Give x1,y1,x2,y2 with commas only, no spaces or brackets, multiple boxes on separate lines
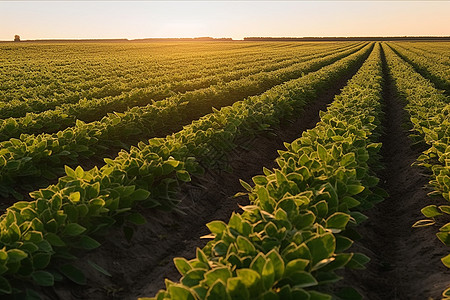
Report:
0,40,449,300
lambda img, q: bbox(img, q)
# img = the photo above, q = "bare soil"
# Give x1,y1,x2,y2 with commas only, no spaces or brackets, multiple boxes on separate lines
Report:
45,65,361,300
339,47,450,300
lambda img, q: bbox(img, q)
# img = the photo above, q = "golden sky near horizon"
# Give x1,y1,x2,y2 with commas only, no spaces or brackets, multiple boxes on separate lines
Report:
1,1,449,40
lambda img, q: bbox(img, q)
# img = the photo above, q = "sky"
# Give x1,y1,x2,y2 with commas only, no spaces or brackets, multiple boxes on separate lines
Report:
0,1,449,41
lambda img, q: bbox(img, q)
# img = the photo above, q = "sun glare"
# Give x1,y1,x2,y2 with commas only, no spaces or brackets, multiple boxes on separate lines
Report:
157,21,206,38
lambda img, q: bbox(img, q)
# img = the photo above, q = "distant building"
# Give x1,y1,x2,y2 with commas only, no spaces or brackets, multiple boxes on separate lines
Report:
14,35,20,42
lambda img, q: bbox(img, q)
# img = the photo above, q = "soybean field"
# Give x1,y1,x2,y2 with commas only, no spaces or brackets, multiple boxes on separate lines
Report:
0,41,449,300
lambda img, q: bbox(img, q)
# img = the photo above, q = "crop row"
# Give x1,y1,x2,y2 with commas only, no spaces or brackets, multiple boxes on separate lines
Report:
0,43,373,296
0,42,357,118
396,42,450,64
0,44,369,199
146,43,385,300
388,43,450,93
382,44,450,298
0,42,363,139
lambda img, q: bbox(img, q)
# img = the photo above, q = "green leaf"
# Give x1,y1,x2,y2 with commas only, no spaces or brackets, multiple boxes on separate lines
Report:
126,212,147,225
88,260,112,277
341,196,360,209
65,165,76,178
168,284,196,300
59,264,86,285
131,189,150,201
174,257,192,276
45,232,66,247
347,253,370,269
261,260,275,290
78,235,101,250
176,170,191,182
349,212,368,225
439,205,450,215
306,234,335,266
441,253,450,268
196,248,208,264
309,290,332,300
226,278,249,300
336,287,363,300
206,280,229,300
181,269,206,287
239,179,253,192
7,249,27,263
252,175,268,186
250,253,266,274
203,267,232,287
63,223,86,236
294,211,316,230
31,270,54,286
236,236,256,254
285,259,309,276
317,144,328,161
289,271,318,288
340,153,355,166
257,186,274,212
75,166,85,178
442,286,450,297
326,213,350,230
440,222,450,232
236,268,261,290
123,226,134,242
261,290,278,300
346,185,365,196
32,253,51,269
421,205,442,218
69,192,81,203
267,250,285,281
206,221,227,234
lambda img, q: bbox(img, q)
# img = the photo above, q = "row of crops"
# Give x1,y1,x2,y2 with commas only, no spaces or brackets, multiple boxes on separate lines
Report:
0,40,448,298
382,44,450,297
146,42,386,300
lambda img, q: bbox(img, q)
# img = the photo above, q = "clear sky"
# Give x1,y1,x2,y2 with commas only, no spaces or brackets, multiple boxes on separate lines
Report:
1,1,449,41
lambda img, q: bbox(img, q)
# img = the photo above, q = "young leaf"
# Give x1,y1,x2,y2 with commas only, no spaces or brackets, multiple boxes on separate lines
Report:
176,170,191,182
88,260,112,277
63,223,86,236
168,284,196,300
421,205,442,218
173,257,192,276
326,213,350,230
126,212,147,225
206,221,227,234
59,264,87,285
78,236,101,250
131,189,150,201
205,280,228,300
31,271,54,286
441,253,450,268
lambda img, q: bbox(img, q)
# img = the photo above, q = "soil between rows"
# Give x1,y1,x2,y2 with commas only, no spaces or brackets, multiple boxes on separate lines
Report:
339,46,450,299
46,60,363,300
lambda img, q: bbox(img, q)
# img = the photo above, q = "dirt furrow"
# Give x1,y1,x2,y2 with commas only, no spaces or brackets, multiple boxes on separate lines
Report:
341,45,450,300
45,58,365,300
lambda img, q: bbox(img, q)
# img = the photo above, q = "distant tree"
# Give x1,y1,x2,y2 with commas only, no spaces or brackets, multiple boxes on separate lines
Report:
14,35,20,42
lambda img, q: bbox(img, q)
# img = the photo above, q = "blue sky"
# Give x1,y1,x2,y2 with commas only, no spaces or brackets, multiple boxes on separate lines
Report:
1,1,449,40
